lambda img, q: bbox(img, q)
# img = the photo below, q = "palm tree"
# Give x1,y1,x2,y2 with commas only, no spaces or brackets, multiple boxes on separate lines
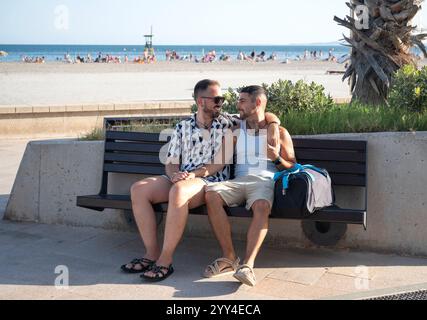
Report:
334,0,427,105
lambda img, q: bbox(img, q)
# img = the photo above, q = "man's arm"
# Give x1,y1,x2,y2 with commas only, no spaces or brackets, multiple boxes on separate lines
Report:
165,164,180,181
265,112,280,126
265,112,280,145
268,126,297,171
164,122,184,183
189,132,236,179
227,112,280,132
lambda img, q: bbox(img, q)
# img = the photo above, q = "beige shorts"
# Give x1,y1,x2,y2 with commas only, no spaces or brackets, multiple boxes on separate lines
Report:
206,175,275,211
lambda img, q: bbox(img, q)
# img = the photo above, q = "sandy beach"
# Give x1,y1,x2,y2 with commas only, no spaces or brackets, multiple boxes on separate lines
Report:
0,60,349,106
0,59,426,107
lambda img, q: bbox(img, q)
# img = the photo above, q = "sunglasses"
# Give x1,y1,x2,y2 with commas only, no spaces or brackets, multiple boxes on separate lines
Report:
201,96,225,105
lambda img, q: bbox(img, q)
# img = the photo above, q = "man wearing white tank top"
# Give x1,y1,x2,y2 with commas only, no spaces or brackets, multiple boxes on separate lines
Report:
202,86,296,286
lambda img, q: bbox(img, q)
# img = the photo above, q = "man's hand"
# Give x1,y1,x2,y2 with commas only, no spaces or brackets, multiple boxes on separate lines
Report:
171,171,196,183
185,172,196,180
267,143,280,162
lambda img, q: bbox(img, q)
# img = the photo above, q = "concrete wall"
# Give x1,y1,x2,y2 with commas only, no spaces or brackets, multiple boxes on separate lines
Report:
0,101,192,138
4,132,427,256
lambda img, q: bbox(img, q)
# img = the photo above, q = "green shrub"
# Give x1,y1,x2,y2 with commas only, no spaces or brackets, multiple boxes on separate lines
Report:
389,64,427,112
78,127,105,141
220,79,334,117
222,88,239,114
281,102,427,135
78,120,178,141
264,79,334,114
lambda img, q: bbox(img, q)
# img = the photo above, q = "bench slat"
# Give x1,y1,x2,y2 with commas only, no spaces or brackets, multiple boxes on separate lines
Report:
104,163,165,175
299,161,366,175
105,142,164,153
102,165,366,187
77,195,365,226
293,138,366,151
76,194,132,211
104,153,366,174
106,131,168,143
104,152,162,165
330,174,366,186
296,149,366,162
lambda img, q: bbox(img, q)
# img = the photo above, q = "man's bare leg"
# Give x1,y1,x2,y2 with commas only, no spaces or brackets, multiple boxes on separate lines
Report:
127,177,172,270
243,200,270,268
143,178,207,277
204,191,237,272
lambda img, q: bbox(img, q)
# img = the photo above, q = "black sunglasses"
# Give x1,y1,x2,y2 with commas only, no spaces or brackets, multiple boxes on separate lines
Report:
201,96,225,105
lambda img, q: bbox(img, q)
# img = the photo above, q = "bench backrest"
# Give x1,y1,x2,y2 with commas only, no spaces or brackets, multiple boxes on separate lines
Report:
99,131,367,193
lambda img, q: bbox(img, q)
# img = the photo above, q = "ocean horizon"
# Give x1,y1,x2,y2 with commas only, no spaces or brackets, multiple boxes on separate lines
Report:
0,44,352,62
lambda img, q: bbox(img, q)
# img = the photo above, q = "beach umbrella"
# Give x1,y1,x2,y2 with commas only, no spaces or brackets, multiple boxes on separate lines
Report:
0,51,8,57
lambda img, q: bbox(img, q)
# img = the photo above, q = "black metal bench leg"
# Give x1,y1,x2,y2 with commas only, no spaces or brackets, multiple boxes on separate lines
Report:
301,221,348,246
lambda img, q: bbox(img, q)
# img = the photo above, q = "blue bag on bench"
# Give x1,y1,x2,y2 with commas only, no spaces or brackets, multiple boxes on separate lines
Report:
271,164,335,218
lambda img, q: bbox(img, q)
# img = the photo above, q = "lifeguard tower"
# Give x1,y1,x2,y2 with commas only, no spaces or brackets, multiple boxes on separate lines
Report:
143,27,155,61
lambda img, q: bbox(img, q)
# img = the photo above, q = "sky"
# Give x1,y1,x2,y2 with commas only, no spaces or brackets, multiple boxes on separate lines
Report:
0,0,426,45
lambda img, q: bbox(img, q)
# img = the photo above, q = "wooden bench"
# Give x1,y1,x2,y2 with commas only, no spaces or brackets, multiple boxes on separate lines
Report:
77,130,367,246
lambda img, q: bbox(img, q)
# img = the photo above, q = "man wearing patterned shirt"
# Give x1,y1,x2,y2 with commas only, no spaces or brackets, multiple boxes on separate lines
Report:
121,79,280,282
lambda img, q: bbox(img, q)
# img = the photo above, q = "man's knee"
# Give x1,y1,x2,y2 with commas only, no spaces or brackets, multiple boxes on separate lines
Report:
205,191,224,206
130,179,153,201
251,200,271,216
130,181,144,198
169,182,192,203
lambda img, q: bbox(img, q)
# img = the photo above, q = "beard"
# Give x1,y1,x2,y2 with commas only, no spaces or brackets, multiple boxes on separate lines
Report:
202,104,221,118
238,110,248,120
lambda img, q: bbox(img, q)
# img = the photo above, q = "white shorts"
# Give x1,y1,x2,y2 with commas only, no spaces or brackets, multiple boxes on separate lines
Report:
206,175,274,211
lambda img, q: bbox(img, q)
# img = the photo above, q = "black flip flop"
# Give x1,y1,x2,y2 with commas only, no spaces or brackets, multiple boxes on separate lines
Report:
140,264,174,282
121,258,155,274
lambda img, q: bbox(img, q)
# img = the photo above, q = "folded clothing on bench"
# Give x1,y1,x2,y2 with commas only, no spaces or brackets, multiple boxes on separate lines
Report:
272,164,334,218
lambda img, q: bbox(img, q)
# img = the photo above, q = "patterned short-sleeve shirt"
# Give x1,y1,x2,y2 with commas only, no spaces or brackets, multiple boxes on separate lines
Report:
167,113,239,182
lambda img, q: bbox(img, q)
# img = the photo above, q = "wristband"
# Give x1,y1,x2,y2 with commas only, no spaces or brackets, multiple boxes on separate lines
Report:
273,156,282,166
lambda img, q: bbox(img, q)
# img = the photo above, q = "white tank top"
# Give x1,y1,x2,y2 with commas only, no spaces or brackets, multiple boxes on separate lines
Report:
234,121,277,179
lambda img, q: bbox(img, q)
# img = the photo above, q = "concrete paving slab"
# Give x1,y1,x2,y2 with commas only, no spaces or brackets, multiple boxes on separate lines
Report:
1,220,427,300
268,267,327,286
249,277,347,300
314,272,368,294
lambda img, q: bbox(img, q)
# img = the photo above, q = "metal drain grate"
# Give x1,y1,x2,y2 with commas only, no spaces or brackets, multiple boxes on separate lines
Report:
367,290,427,300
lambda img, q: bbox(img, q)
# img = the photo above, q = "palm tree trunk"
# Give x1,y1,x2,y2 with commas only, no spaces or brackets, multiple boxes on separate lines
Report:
334,0,427,106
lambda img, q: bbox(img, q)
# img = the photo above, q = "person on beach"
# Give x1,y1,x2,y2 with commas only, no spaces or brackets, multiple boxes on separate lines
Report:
256,51,266,62
121,79,281,282
202,85,296,286
250,50,256,60
267,52,277,61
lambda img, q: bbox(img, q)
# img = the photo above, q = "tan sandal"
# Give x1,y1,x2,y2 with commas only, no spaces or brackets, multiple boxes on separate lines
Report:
203,257,240,278
233,264,257,286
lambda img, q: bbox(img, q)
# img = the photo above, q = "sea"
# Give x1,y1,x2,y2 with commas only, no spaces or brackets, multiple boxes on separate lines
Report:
0,44,353,62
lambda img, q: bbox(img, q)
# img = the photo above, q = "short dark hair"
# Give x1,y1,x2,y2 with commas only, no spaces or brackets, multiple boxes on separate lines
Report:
193,79,220,101
239,85,266,101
